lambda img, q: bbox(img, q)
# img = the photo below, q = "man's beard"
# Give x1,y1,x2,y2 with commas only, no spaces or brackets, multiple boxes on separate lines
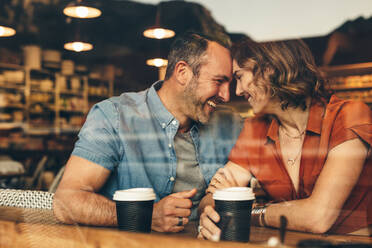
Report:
183,76,210,124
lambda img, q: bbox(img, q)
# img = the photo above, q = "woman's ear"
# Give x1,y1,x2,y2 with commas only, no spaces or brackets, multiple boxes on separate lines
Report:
174,61,193,86
263,67,274,79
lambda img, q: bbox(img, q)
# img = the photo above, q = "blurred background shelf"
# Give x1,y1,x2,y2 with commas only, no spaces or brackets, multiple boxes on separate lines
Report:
0,122,24,130
321,62,372,107
0,104,25,109
0,63,112,134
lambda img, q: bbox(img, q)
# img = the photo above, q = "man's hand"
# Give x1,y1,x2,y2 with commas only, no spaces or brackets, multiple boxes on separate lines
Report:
151,188,197,232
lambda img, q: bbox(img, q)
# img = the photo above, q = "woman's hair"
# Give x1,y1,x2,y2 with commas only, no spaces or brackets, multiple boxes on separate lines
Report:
232,39,331,110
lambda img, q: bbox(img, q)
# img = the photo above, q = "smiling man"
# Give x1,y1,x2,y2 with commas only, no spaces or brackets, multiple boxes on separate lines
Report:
53,32,243,232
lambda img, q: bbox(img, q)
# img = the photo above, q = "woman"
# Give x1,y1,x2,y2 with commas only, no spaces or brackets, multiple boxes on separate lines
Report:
198,39,371,240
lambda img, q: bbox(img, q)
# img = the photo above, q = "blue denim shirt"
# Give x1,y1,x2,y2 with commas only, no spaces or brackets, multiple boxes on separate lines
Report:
72,81,243,202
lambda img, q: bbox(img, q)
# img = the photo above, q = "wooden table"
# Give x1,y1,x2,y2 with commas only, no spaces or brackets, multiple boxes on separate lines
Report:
0,207,371,248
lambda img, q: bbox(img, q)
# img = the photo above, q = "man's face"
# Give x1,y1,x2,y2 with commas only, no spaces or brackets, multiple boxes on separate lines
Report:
183,42,233,124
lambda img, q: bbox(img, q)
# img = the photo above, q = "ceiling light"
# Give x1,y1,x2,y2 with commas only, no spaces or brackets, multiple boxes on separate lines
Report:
143,27,175,39
0,25,16,37
63,1,101,19
146,58,168,67
143,4,175,39
64,41,93,52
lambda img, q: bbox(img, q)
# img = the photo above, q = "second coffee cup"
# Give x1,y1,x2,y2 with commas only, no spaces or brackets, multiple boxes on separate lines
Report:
213,187,255,242
113,188,156,233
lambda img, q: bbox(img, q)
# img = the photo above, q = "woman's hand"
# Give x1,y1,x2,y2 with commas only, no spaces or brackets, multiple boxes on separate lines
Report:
206,167,239,194
197,205,221,241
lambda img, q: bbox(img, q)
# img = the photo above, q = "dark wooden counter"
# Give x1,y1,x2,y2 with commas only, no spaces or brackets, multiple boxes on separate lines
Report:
0,206,370,248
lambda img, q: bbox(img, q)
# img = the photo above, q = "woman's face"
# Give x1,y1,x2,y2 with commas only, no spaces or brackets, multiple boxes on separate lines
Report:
233,60,272,115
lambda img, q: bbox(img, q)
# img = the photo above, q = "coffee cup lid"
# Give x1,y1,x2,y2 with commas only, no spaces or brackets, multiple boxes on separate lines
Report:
113,188,156,201
213,187,255,201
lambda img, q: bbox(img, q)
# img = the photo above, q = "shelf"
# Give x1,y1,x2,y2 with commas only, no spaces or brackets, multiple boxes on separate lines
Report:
23,126,58,136
29,105,56,114
30,69,54,77
23,126,80,136
330,83,372,91
29,112,55,116
0,122,24,130
0,104,25,109
88,78,109,84
29,102,55,107
321,63,372,110
30,88,54,94
320,62,372,77
60,90,84,96
59,109,85,115
0,84,25,91
0,63,23,70
1,63,113,134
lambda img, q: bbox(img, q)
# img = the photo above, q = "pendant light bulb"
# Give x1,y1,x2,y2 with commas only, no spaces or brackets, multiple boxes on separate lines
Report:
0,25,16,37
146,58,168,67
75,6,89,18
143,4,175,39
143,27,175,39
64,41,93,52
63,3,101,19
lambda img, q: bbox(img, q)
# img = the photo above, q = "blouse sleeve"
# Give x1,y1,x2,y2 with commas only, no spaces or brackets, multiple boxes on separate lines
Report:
329,101,372,150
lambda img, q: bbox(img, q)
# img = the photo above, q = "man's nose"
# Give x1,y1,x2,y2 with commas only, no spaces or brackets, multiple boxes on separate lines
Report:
218,82,230,103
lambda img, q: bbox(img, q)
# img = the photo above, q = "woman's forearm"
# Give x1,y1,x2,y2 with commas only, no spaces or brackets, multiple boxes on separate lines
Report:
264,198,337,233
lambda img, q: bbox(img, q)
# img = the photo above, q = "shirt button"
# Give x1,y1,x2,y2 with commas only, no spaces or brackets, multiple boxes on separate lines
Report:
172,120,177,125
162,123,166,128
170,177,175,182
168,143,172,148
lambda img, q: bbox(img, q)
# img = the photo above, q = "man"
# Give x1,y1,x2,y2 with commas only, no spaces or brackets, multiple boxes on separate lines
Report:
53,32,243,232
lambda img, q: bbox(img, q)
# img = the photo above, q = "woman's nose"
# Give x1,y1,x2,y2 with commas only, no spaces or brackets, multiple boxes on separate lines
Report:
235,81,243,96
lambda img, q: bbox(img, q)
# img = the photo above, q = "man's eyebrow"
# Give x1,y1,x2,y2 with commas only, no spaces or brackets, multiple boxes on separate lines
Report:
214,75,231,82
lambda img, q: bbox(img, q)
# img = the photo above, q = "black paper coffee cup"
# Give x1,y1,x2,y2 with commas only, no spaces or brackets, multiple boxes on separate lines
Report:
113,188,156,233
213,187,255,242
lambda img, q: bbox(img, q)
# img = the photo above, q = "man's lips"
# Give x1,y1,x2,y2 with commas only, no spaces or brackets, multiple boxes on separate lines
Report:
207,100,217,108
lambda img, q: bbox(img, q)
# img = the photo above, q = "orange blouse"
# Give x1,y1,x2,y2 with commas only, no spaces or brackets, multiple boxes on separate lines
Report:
229,95,372,234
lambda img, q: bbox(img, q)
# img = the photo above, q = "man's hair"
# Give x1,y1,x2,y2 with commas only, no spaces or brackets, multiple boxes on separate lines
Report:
232,39,331,110
164,31,231,80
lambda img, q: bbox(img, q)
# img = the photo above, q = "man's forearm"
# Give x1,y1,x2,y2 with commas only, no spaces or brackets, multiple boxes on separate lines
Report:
53,189,117,226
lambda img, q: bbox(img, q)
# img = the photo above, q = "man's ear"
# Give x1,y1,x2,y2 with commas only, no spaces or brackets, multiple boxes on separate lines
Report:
174,61,193,86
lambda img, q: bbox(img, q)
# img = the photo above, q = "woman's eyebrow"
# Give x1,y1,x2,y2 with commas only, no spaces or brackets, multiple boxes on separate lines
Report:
233,70,242,78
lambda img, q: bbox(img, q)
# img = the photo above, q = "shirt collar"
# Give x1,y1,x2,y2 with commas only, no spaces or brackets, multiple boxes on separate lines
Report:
266,116,279,143
306,99,324,135
147,81,175,128
266,99,325,142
